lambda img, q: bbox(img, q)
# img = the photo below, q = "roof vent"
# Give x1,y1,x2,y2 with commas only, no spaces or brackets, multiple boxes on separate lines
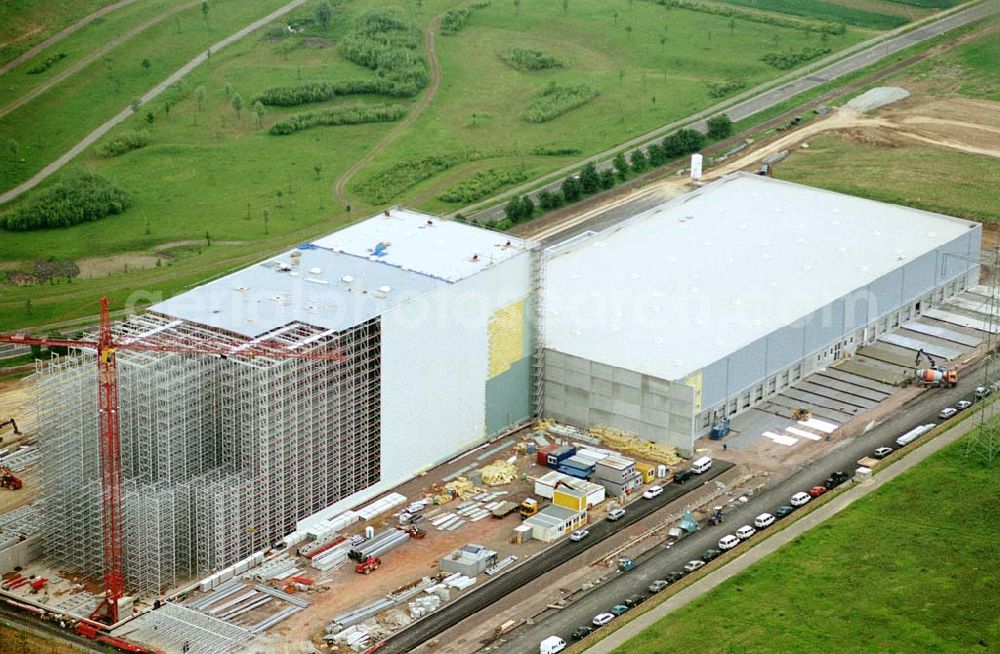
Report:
278,262,292,271
309,267,322,274
378,285,392,294
341,275,355,284
235,286,248,292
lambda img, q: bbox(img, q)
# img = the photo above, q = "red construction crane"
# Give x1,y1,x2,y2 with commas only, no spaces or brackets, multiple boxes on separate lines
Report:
0,298,345,625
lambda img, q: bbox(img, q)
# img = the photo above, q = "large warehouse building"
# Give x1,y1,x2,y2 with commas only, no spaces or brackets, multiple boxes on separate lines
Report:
542,173,981,453
36,209,538,595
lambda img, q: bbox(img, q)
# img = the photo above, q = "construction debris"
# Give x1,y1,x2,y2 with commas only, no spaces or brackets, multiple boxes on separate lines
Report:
590,426,682,465
441,476,478,502
479,460,517,486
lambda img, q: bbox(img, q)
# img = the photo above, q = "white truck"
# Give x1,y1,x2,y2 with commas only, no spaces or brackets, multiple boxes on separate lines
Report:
540,636,567,653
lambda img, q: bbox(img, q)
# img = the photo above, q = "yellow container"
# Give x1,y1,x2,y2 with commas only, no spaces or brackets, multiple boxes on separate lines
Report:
553,488,587,512
635,462,656,484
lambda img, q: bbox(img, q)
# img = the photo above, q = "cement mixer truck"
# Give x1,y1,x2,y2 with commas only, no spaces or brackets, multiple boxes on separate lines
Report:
914,349,957,388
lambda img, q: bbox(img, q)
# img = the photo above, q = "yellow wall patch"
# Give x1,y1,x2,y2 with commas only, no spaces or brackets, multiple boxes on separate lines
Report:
488,300,525,378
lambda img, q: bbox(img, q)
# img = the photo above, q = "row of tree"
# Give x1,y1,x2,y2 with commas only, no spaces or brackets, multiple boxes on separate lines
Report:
0,172,131,231
269,104,407,135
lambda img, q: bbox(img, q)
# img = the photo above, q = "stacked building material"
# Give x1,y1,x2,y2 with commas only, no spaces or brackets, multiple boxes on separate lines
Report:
479,460,517,486
357,493,407,521
348,529,408,562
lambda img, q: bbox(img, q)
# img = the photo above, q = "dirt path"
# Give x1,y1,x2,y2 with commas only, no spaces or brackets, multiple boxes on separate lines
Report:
331,6,448,207
0,0,143,79
0,0,307,205
0,0,204,121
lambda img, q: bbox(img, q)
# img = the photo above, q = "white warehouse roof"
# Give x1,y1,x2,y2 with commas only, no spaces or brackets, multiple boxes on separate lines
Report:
152,208,533,337
544,173,978,381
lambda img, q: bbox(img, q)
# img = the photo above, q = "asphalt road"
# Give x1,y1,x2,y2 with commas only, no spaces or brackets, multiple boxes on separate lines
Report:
494,365,991,653
378,461,736,654
470,0,999,224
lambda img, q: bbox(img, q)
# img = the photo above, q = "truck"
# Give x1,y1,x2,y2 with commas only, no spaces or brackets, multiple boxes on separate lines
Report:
0,467,22,490
709,418,731,440
518,498,539,518
491,500,519,518
914,349,957,388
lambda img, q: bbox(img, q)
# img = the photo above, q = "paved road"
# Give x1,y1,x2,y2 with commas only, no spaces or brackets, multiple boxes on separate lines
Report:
0,0,308,205
377,461,737,654
469,0,999,223
494,363,990,653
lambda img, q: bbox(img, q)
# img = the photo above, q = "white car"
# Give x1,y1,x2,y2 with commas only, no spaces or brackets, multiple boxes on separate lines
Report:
569,529,589,542
790,491,811,507
683,559,706,572
938,407,958,419
642,485,664,499
754,513,775,529
957,400,973,410
736,525,756,540
592,612,614,627
718,534,740,550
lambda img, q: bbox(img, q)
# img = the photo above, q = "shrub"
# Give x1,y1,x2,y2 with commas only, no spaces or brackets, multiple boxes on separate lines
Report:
499,47,566,72
662,128,705,158
440,3,490,35
706,114,733,140
598,169,615,190
705,78,747,99
269,104,406,135
26,53,67,75
438,167,528,203
523,83,597,123
761,47,832,70
338,11,429,98
629,148,649,173
538,189,563,210
578,162,599,194
530,145,582,156
0,173,131,231
256,80,384,106
99,131,150,157
355,150,499,204
561,176,581,202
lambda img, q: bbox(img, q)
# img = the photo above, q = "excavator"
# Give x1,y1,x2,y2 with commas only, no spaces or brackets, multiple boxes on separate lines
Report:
914,348,957,388
0,417,20,440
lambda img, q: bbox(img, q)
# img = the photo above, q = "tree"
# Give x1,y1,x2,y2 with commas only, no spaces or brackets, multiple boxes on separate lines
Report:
514,0,521,14
504,196,525,223
224,82,233,99
562,0,568,12
315,0,332,27
662,128,705,158
141,58,151,69
579,162,599,195
194,86,206,111
231,92,243,118
263,207,271,234
647,143,666,166
598,168,615,190
201,1,209,23
538,189,561,210
313,163,322,179
629,148,648,173
612,152,629,180
520,195,535,220
706,114,733,140
561,176,581,203
252,100,265,127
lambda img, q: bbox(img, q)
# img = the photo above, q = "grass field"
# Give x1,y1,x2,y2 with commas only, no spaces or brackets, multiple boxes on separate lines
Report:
714,0,910,29
0,0,118,65
612,426,1000,654
893,27,1000,100
0,621,86,654
774,133,1000,223
0,0,968,330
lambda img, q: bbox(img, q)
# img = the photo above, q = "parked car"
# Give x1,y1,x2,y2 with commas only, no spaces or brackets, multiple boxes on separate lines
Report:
873,446,893,459
624,594,645,608
807,485,828,498
790,492,811,507
702,548,721,562
975,386,991,399
754,512,775,529
736,525,756,540
957,400,973,410
718,534,740,550
571,626,593,640
673,469,694,484
610,604,629,617
824,471,850,490
607,508,626,521
665,571,685,583
592,613,614,627
683,560,706,572
938,407,958,419
540,636,567,654
569,529,589,542
775,505,795,519
643,485,664,499
648,579,670,593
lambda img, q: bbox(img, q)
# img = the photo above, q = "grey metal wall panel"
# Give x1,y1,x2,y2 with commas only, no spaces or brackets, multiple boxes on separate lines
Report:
724,338,766,397
867,268,903,319
804,297,844,353
903,250,937,299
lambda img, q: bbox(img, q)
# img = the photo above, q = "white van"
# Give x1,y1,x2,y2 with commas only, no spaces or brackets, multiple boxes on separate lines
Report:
691,456,712,474
540,636,567,654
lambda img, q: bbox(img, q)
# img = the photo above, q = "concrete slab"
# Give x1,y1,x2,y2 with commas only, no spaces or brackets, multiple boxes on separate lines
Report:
803,374,889,402
923,308,1000,334
762,431,798,446
814,368,897,395
831,360,907,385
878,333,962,360
857,344,916,368
768,395,854,424
902,321,981,348
779,388,864,417
726,408,798,450
794,381,878,409
946,295,1000,318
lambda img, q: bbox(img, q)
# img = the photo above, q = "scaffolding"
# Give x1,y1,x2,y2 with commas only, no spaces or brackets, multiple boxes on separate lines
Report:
35,312,382,597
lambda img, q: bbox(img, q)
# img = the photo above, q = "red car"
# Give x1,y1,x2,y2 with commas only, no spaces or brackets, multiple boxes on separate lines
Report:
808,485,828,498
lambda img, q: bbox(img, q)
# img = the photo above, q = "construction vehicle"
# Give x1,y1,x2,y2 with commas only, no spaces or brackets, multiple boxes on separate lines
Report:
0,467,22,490
617,557,636,572
708,418,731,440
518,497,539,518
914,349,957,388
404,526,426,539
707,506,724,526
792,408,812,421
490,500,519,518
0,418,20,439
0,297,346,625
355,555,382,575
